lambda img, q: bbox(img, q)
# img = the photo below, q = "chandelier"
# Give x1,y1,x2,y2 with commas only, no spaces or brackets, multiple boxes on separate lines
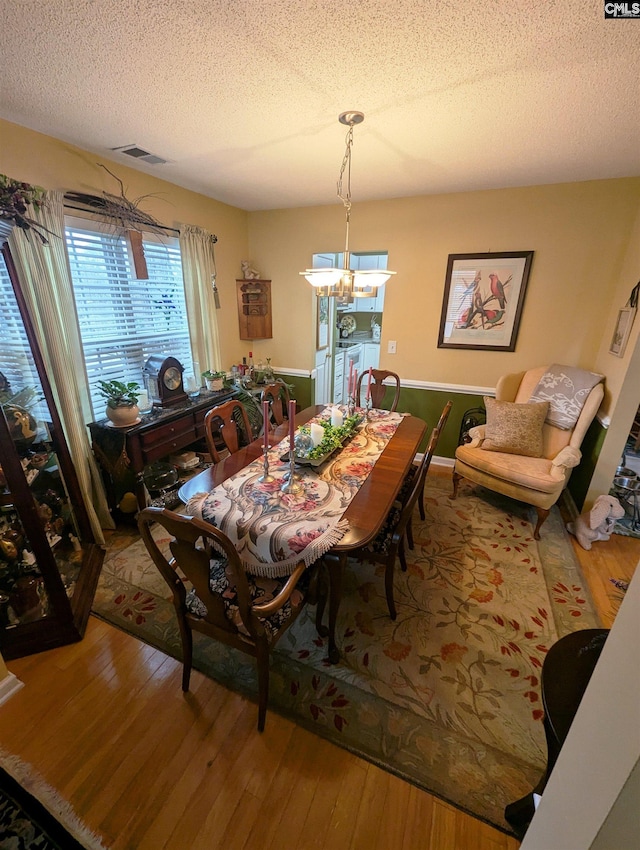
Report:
300,111,396,299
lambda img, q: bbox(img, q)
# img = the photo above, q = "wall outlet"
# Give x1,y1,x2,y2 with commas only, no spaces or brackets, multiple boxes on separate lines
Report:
387,340,397,354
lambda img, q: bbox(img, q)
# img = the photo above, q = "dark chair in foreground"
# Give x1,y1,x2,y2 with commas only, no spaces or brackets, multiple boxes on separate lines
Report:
354,412,447,620
204,399,253,462
138,507,316,731
260,381,291,429
356,369,401,411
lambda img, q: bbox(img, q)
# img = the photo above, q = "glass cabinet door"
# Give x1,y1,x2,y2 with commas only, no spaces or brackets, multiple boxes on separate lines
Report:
0,242,104,658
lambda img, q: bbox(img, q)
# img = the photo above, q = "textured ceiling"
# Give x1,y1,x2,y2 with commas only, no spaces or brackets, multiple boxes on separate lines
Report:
1,0,639,211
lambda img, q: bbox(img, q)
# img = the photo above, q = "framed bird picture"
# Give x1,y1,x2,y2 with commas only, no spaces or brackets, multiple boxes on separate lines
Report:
437,251,534,351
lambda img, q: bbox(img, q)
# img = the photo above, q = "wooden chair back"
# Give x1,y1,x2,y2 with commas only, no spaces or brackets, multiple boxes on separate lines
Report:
260,382,291,428
203,399,253,462
417,400,453,520
138,506,309,731
356,369,401,411
383,401,452,618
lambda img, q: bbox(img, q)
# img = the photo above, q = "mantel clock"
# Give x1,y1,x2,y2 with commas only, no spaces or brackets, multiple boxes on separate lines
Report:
144,356,188,408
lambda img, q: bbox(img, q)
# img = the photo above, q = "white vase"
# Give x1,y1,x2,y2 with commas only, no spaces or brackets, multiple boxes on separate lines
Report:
106,404,140,427
206,378,224,392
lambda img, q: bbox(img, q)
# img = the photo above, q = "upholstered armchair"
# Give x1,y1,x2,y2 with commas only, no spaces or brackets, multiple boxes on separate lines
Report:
453,365,604,538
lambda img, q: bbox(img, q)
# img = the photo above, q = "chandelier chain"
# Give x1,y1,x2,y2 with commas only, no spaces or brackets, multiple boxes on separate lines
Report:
337,125,354,211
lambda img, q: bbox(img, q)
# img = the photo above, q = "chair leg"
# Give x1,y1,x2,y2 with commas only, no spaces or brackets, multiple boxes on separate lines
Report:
256,641,270,732
407,514,414,550
418,480,425,521
177,614,193,692
533,507,550,540
385,559,397,621
452,470,462,499
398,537,408,572
315,565,328,638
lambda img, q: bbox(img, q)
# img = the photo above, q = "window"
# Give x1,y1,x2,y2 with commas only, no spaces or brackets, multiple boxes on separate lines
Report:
65,218,193,416
312,251,389,270
0,251,48,422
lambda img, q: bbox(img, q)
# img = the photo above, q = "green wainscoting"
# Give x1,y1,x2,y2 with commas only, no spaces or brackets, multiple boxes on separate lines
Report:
567,416,606,511
278,372,313,411
396,388,486,457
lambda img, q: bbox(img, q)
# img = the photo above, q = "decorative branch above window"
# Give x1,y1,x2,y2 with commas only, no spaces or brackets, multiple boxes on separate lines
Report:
64,164,170,236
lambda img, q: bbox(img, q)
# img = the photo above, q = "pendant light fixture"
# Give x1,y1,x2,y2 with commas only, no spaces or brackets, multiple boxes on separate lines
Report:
300,111,396,299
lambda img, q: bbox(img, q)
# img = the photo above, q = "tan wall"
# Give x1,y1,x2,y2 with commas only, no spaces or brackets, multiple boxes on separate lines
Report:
249,179,640,386
0,119,250,367
2,118,639,397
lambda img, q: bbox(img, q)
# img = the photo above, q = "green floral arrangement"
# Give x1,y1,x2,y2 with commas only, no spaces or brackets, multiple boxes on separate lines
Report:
96,379,140,408
0,174,53,243
301,413,362,459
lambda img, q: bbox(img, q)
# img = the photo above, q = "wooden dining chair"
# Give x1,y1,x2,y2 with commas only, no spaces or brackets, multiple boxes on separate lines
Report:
394,400,452,536
354,411,448,620
417,400,453,521
138,506,317,731
356,369,401,411
260,382,291,428
203,399,253,462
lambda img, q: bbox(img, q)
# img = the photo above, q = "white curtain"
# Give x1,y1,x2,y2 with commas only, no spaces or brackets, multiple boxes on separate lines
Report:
179,224,222,376
8,190,113,538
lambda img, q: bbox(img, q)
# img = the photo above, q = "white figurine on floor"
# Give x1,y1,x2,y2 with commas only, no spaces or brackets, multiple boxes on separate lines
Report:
566,495,625,550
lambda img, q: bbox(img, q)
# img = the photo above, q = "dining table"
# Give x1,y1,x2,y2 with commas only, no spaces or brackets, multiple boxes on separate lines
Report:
177,404,427,663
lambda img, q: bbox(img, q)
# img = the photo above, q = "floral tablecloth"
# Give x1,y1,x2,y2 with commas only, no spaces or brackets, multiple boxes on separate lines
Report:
184,406,404,577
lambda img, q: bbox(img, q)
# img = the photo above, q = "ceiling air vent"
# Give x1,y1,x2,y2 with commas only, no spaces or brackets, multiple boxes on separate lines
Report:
111,144,168,165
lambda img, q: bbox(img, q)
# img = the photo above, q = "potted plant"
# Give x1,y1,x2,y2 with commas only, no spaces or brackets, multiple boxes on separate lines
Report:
97,379,141,427
202,370,227,392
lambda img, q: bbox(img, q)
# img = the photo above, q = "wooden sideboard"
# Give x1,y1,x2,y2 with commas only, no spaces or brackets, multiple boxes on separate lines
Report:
88,388,237,513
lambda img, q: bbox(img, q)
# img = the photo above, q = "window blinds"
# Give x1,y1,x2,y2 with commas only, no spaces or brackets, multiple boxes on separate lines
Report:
65,219,193,417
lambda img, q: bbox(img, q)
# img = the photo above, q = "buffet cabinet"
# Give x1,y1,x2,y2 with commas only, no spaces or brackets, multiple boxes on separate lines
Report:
88,388,237,513
0,243,104,659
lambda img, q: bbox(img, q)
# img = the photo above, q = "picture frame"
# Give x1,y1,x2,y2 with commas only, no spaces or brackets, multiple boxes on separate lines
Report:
609,306,636,358
316,296,329,350
437,251,534,351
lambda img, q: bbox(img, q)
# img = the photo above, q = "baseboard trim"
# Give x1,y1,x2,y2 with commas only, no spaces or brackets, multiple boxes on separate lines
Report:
0,672,24,707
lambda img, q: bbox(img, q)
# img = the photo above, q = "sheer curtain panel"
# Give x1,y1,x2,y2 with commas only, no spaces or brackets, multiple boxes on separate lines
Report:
179,224,222,377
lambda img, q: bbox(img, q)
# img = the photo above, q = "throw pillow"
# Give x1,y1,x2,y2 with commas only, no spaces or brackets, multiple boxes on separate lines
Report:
482,396,549,457
528,364,604,430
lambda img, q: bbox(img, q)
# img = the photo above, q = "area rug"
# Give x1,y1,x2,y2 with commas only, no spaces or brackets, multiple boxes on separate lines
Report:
0,747,108,849
92,478,600,833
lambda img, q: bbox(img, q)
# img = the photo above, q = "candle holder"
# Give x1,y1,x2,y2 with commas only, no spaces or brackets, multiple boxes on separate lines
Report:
347,395,356,418
281,451,303,493
282,448,302,481
364,397,372,419
258,445,275,483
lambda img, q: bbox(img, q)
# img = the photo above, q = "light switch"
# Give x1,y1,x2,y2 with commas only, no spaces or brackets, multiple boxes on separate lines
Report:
387,340,397,354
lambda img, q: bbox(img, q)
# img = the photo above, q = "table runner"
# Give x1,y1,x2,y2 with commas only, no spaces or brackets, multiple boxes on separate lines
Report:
184,407,405,577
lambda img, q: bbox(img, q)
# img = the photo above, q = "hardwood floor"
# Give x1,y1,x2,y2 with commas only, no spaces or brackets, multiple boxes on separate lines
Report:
0,469,637,849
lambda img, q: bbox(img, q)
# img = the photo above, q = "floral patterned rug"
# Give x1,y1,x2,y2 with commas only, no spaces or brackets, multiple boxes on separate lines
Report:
92,477,599,833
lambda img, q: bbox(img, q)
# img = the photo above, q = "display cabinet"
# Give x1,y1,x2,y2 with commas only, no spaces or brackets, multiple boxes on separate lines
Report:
236,279,272,339
0,242,104,659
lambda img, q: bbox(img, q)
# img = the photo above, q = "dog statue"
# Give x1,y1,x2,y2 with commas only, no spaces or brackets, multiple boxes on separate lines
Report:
566,495,625,550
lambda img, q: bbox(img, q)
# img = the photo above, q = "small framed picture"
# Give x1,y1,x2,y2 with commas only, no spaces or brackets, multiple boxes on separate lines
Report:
609,306,636,357
438,251,534,351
